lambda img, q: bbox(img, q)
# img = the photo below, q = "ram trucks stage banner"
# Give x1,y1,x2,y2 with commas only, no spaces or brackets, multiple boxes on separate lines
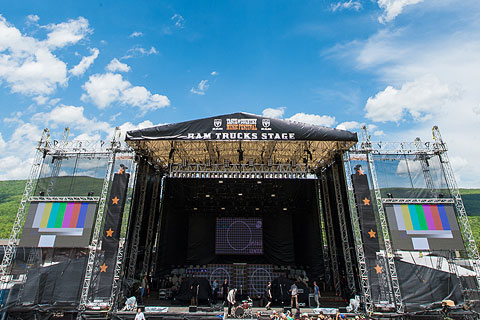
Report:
126,112,358,142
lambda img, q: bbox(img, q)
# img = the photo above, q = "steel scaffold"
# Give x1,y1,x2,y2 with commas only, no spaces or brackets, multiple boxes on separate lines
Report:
432,126,480,290
78,129,121,312
110,159,138,311
126,160,149,284
343,152,374,313
332,162,356,294
150,176,166,278
0,128,50,281
316,179,331,288
46,128,70,196
320,172,342,296
361,126,404,313
141,172,161,276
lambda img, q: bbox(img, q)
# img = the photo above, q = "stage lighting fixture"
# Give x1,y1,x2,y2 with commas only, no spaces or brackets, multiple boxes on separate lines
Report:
387,193,393,199
168,147,175,160
221,207,225,210
238,193,243,196
218,180,223,183
205,194,211,198
257,181,262,184
271,194,276,197
193,208,198,210
439,193,444,198
88,191,94,197
283,208,287,211
39,191,45,196
255,208,260,211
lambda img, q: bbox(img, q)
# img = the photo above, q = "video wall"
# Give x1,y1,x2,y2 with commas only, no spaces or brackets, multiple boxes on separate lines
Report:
385,203,465,251
20,201,97,248
215,217,263,255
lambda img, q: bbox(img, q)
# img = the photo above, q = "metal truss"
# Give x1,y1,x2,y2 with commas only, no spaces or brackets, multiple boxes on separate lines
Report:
332,162,356,294
316,180,331,289
168,162,312,179
343,152,374,313
149,176,166,279
29,196,100,202
414,138,436,195
350,140,438,156
78,136,118,312
432,126,480,290
382,198,454,204
44,138,116,154
0,129,50,282
141,172,161,276
126,160,149,284
109,238,126,308
446,251,467,300
46,128,70,196
361,127,404,313
320,173,342,296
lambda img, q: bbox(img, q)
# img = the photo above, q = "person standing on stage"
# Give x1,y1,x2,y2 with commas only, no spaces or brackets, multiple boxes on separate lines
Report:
212,278,219,304
227,288,237,317
265,281,273,310
140,275,149,303
289,282,298,309
313,281,321,308
222,278,229,305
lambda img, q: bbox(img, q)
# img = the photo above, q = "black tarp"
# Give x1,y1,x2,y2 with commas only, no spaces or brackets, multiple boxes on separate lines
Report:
95,171,130,299
175,277,212,302
126,112,357,142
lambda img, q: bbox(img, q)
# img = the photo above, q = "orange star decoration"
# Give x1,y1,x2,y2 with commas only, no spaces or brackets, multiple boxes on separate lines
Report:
358,167,365,175
106,228,114,237
368,229,376,238
362,197,371,206
118,167,125,174
100,263,108,272
112,196,119,205
374,264,383,274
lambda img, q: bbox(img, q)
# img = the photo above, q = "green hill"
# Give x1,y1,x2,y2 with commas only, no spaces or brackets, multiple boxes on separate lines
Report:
0,180,479,247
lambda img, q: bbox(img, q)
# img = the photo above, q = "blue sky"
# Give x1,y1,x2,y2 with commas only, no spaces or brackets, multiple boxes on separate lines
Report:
1,0,480,186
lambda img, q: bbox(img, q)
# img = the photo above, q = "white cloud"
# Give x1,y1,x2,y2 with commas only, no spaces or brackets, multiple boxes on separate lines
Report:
336,121,362,131
0,15,91,97
373,130,385,136
365,75,457,122
331,1,362,12
211,71,219,76
190,79,209,95
122,46,158,59
26,15,39,23
262,107,285,119
171,14,185,29
44,16,91,49
0,132,5,151
69,48,99,77
32,105,111,133
81,72,170,112
287,113,336,127
129,31,143,38
106,58,130,72
377,0,423,23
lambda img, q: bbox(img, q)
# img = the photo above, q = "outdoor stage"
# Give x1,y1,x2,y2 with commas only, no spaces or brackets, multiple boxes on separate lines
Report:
1,113,479,320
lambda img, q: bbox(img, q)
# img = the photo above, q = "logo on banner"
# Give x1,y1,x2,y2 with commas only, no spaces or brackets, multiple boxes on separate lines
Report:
213,119,223,131
261,119,272,131
226,118,257,130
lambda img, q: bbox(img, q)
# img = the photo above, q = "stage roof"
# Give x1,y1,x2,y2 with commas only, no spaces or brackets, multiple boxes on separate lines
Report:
125,112,357,170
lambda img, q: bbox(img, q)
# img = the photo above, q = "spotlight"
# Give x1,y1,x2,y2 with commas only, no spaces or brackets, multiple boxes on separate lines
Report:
88,191,94,197
255,208,260,211
238,193,243,196
387,193,393,199
219,180,223,184
271,194,276,197
193,208,198,210
205,194,211,198
39,191,45,196
257,181,262,184
283,208,288,211
221,207,225,210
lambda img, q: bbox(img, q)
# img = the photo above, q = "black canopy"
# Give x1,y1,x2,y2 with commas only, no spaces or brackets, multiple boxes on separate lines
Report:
126,112,357,142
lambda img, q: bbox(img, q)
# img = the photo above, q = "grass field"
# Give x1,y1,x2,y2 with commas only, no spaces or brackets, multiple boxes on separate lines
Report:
0,180,479,246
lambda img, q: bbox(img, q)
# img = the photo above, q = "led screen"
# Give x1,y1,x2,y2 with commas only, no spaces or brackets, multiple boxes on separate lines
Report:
20,201,97,248
385,203,465,251
215,217,263,255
